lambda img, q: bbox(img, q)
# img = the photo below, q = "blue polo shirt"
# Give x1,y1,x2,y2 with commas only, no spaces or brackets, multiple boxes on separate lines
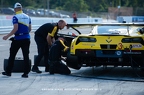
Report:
13,10,31,40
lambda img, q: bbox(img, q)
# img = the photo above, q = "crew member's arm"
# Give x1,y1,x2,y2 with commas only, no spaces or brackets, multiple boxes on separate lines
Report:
3,16,19,40
29,24,31,32
60,56,67,62
46,26,57,46
59,39,69,61
3,24,18,40
47,34,53,46
29,17,32,32
59,40,69,52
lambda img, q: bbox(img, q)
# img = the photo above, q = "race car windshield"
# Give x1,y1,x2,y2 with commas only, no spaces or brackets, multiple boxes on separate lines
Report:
90,25,142,35
97,26,128,35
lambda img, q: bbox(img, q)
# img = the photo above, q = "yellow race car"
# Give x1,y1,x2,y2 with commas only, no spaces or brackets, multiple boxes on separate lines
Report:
60,23,144,71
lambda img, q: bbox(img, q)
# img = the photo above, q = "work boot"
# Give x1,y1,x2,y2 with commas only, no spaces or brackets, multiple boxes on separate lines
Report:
2,72,11,76
45,65,49,72
49,67,54,74
31,66,42,73
21,73,28,78
49,62,55,74
45,68,49,72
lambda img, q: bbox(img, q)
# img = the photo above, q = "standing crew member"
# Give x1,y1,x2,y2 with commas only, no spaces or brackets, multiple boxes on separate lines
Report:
2,2,31,78
32,20,67,73
72,12,77,23
49,37,71,75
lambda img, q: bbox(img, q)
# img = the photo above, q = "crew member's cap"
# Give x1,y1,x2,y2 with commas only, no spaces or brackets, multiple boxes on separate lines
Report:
14,2,22,8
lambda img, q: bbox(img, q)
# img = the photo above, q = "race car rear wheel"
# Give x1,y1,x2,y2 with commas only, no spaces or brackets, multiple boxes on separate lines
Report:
140,57,144,72
131,56,144,72
66,51,81,70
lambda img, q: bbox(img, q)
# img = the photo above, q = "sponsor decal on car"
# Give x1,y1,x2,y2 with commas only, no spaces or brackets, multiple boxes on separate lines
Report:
118,43,123,50
82,44,95,46
106,36,112,43
132,44,142,48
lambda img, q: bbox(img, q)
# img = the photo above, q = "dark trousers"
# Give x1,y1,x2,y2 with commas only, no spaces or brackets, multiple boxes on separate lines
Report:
49,61,71,75
6,39,30,74
33,35,49,69
73,18,77,23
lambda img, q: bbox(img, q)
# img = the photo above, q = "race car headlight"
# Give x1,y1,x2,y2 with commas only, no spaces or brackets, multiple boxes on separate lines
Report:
121,37,143,43
76,37,96,45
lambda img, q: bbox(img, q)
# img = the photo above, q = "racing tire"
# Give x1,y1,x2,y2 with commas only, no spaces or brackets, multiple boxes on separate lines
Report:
131,56,144,72
140,56,144,72
4,57,31,72
141,66,144,72
34,55,45,66
66,51,81,70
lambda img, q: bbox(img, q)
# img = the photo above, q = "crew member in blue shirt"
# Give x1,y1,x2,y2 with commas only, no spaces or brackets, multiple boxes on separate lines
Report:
2,2,31,78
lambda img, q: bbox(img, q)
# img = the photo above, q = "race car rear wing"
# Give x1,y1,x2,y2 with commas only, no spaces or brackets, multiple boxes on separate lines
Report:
67,23,144,27
66,23,144,35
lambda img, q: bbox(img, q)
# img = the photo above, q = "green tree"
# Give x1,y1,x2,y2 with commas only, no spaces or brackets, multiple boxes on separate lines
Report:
63,0,89,12
0,0,144,13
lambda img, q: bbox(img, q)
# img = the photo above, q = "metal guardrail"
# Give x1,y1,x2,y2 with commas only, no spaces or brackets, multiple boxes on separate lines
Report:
0,25,40,34
0,26,13,34
0,17,103,34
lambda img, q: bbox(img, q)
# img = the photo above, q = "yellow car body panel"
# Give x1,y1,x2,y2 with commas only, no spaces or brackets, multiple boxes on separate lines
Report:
70,35,144,55
66,23,144,69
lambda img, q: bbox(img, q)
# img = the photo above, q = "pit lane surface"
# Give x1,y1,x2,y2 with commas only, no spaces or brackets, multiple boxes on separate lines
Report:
0,28,144,95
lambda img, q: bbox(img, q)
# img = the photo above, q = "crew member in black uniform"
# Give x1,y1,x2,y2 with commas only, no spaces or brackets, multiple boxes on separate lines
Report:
32,20,67,73
49,37,71,75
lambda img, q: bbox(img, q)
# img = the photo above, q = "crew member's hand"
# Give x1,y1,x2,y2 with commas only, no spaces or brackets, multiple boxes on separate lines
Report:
61,57,66,62
66,47,70,51
3,35,9,40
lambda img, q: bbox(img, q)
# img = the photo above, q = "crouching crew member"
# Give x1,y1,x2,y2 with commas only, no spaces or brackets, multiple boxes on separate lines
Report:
49,37,71,75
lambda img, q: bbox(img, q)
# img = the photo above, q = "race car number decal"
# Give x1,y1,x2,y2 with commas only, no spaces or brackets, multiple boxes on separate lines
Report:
118,43,123,49
132,44,142,48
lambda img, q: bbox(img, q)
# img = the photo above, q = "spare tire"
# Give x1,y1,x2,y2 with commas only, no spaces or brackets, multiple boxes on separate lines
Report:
34,55,45,66
4,57,31,72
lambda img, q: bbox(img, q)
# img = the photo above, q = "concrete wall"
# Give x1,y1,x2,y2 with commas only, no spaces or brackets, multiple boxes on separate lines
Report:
0,15,102,26
0,15,102,34
117,16,144,23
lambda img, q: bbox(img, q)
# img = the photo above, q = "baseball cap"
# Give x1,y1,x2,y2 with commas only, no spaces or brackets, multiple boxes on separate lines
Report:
14,2,22,8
